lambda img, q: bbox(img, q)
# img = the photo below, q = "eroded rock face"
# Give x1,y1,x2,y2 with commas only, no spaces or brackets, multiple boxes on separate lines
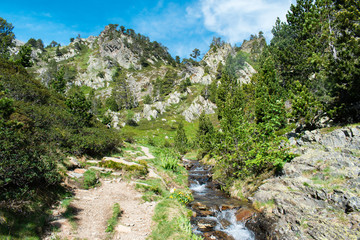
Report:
202,43,234,71
98,26,140,70
248,125,360,240
182,96,217,122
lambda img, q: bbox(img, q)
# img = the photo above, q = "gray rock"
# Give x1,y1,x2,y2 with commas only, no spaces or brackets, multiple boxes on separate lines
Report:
142,104,158,120
347,197,360,212
182,96,217,122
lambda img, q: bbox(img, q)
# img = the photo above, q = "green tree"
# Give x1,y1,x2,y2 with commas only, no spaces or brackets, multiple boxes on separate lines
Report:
112,68,138,110
56,46,63,57
179,77,191,93
175,56,181,64
143,94,152,104
51,66,66,93
0,17,15,59
329,0,360,121
290,81,323,127
174,121,188,154
196,112,214,155
16,45,33,67
26,38,37,48
190,48,200,60
65,89,92,127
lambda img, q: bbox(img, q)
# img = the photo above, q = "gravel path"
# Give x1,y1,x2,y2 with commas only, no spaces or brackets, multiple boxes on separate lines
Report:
47,146,156,240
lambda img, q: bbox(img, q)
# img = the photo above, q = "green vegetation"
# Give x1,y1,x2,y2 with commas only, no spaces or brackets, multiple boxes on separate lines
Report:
0,2,359,237
0,17,15,59
174,121,188,154
105,203,122,233
83,169,99,189
150,199,201,240
0,53,121,238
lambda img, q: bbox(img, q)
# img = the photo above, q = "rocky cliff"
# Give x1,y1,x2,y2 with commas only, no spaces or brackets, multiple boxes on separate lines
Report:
245,126,360,240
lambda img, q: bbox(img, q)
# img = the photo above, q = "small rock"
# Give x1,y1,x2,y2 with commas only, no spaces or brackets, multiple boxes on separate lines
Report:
67,156,80,168
199,210,215,216
192,202,209,211
220,204,237,210
74,168,86,174
204,231,235,240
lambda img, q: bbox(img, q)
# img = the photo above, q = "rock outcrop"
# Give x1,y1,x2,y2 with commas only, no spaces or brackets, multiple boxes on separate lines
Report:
202,43,234,71
182,96,217,122
247,125,360,240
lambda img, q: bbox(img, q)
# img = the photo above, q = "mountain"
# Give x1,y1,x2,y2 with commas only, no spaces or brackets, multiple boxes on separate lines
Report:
21,25,259,130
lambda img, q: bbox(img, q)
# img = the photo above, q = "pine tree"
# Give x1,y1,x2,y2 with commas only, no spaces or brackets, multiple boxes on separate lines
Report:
196,112,214,154
174,121,188,154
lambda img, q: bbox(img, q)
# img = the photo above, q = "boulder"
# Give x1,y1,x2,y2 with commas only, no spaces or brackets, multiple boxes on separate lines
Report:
204,231,235,240
197,218,217,232
143,104,158,120
235,208,255,222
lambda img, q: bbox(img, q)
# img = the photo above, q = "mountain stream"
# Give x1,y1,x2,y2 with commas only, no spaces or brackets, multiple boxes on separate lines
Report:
185,159,256,240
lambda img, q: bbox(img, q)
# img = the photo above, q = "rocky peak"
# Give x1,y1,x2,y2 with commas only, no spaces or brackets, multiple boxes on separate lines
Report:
202,43,234,71
240,36,266,54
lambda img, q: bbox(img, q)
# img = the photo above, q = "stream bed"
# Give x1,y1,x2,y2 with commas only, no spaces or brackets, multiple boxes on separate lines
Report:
185,159,256,240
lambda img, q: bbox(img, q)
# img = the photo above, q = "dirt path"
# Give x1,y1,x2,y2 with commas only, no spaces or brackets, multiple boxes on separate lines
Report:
46,146,156,240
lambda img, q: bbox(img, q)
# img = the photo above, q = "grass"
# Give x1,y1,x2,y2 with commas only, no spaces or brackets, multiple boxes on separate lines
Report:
105,203,122,233
120,100,205,147
149,198,202,240
135,179,168,202
83,169,99,189
61,197,78,230
184,150,199,160
253,199,276,212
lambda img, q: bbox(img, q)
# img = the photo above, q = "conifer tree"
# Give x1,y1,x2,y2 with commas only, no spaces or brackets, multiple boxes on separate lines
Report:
174,121,188,154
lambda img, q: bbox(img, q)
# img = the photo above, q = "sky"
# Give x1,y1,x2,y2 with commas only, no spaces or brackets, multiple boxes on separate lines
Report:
0,0,295,59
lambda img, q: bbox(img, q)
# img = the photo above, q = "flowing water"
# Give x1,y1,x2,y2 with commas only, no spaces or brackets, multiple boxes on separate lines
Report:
186,159,256,240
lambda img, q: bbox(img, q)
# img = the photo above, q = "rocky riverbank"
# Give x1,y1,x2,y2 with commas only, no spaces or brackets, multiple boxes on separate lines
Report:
243,125,360,239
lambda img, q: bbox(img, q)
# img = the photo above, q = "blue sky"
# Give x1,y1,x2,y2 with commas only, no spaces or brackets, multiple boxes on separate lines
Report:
1,0,294,58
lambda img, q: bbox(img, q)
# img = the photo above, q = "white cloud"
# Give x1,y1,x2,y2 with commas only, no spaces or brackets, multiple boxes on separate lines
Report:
192,0,294,43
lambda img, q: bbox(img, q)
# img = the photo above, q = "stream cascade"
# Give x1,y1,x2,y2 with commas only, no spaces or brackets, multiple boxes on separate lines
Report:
185,159,256,240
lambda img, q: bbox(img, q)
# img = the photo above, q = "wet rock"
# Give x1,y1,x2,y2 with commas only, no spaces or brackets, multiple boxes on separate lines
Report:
197,219,217,232
235,208,254,222
204,231,235,240
219,219,231,229
220,204,237,211
192,202,209,211
199,210,215,217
